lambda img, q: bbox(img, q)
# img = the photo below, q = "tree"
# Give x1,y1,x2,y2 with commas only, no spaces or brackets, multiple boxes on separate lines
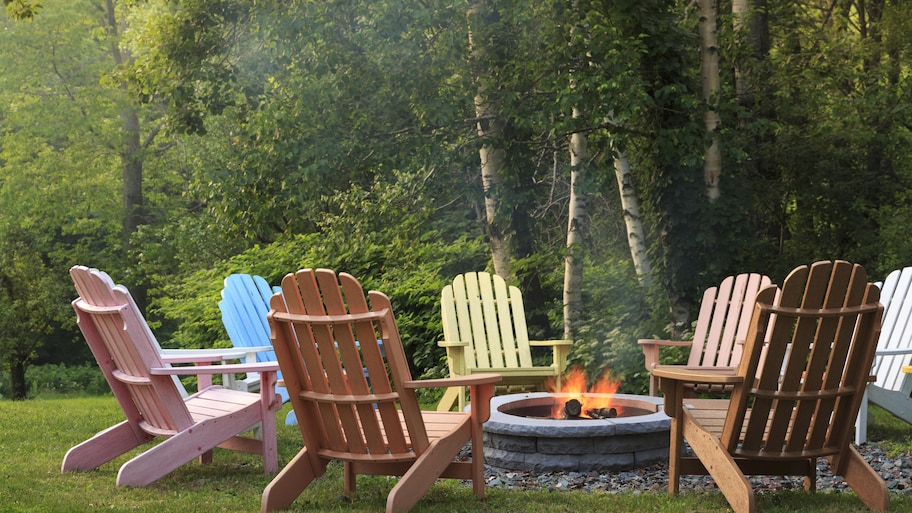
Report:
0,229,69,399
467,0,512,278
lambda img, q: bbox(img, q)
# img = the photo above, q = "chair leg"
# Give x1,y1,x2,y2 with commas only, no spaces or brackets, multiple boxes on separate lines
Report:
386,423,472,513
436,387,461,412
668,414,682,495
343,461,357,496
261,448,325,513
832,446,889,512
855,389,868,444
682,410,754,513
62,421,150,473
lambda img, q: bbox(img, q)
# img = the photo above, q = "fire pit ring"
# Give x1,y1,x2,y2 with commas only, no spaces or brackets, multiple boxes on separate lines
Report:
483,392,671,472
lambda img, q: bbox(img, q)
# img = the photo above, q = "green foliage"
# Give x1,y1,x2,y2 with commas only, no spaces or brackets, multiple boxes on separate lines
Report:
567,253,654,394
3,0,40,19
0,227,74,398
153,230,488,379
7,363,107,398
7,0,912,393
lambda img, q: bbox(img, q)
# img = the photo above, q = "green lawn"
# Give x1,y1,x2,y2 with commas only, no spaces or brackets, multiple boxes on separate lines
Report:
1,396,909,513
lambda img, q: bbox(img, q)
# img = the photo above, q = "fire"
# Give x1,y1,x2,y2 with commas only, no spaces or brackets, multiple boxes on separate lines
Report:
546,366,621,418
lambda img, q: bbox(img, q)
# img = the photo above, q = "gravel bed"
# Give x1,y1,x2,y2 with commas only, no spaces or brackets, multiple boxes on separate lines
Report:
481,444,912,495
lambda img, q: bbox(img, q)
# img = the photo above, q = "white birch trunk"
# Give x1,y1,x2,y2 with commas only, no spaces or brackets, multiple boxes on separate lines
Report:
732,0,750,99
700,0,722,201
612,142,652,285
563,107,588,340
469,0,510,278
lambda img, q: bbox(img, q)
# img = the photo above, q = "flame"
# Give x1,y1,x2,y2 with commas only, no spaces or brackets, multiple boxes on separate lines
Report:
547,366,621,418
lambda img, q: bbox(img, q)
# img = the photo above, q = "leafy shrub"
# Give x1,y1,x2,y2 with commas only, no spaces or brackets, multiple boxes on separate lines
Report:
24,363,109,397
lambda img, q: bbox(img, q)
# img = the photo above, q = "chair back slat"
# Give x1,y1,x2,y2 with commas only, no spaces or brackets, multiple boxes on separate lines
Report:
270,269,425,461
444,272,534,370
723,261,882,461
688,273,773,368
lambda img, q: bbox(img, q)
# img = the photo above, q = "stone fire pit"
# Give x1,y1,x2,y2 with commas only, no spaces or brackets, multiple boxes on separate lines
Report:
483,392,671,472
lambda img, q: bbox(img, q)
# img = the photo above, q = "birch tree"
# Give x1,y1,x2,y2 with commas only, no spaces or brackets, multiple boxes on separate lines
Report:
699,0,721,201
467,0,511,278
563,107,589,340
612,142,651,285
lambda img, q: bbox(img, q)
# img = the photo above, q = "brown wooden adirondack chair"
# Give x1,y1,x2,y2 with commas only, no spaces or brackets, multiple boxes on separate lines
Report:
639,273,772,396
63,266,280,486
261,269,501,513
436,272,572,412
653,261,889,513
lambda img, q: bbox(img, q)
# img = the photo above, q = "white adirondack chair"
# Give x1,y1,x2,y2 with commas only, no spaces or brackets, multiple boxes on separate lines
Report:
855,266,912,443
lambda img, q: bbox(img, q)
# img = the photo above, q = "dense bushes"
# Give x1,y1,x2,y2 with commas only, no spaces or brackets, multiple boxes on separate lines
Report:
0,364,108,399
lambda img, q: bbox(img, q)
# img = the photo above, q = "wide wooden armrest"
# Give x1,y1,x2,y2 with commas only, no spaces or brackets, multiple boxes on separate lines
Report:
403,373,502,389
875,347,912,356
651,365,742,385
529,339,573,347
637,339,693,348
151,361,280,376
159,346,273,364
437,339,470,348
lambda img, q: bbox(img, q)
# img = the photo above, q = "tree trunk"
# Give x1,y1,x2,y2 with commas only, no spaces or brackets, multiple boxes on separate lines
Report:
612,140,651,285
563,108,589,340
9,358,27,400
104,0,148,309
468,0,511,278
699,0,721,201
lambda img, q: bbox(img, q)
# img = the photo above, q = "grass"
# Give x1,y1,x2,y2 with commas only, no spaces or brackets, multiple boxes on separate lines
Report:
1,396,910,513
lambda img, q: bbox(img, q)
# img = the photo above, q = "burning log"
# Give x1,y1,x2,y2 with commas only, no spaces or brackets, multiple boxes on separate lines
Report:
585,407,618,419
563,399,582,419
563,398,619,419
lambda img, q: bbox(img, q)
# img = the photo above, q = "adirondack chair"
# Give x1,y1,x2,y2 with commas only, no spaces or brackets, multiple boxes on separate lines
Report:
219,273,381,425
63,266,280,487
261,269,501,513
218,273,283,397
219,273,304,426
436,272,572,412
652,260,888,513
855,266,912,443
639,273,772,396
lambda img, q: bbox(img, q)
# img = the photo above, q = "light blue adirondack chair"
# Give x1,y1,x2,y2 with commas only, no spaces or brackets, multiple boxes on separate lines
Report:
219,274,298,425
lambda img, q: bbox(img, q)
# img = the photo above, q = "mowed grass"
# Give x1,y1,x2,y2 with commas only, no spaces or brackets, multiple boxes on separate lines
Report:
1,396,910,513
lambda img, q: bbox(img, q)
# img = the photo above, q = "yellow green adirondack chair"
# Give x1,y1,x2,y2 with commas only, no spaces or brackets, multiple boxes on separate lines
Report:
436,272,572,412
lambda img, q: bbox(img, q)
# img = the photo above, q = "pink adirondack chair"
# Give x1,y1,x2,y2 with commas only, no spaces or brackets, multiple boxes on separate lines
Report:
639,273,772,396
62,266,281,486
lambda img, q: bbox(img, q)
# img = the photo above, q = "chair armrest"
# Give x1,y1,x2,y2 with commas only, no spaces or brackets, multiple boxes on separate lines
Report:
654,365,742,417
637,339,693,348
875,347,912,356
160,346,273,365
651,365,741,384
403,373,502,389
529,339,573,347
406,374,501,422
437,339,470,348
638,340,694,380
151,361,280,376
